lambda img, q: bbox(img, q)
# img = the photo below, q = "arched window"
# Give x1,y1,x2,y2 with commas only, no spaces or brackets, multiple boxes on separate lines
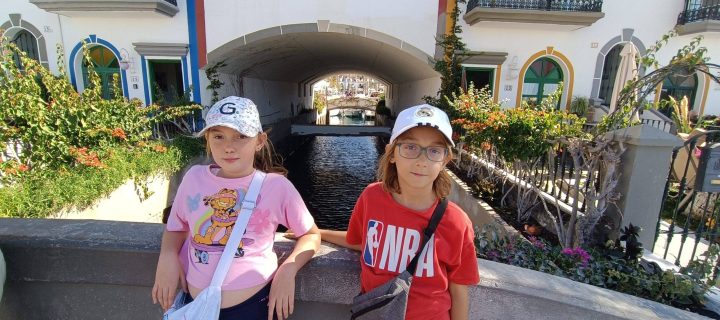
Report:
82,46,120,99
598,44,623,105
522,58,563,107
10,29,39,70
660,70,698,111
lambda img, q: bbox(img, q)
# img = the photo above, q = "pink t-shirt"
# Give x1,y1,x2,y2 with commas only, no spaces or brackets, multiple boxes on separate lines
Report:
166,165,315,290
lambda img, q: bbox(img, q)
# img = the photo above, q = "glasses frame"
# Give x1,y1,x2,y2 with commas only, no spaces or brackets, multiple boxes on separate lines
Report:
395,142,449,162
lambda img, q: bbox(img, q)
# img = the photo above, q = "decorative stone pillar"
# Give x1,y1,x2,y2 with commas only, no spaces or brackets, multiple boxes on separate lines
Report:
605,125,683,247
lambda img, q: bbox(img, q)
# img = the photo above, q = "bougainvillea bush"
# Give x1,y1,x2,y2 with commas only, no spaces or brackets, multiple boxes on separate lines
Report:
448,83,586,161
0,41,202,216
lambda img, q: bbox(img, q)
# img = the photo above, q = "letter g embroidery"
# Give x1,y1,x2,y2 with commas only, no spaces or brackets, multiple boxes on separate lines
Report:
219,102,237,114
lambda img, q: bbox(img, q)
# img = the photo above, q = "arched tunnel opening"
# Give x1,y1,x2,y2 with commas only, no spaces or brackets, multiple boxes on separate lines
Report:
205,24,440,129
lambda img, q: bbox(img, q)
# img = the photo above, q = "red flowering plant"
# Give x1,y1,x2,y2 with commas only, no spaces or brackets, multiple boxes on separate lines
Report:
0,158,30,184
68,147,106,168
0,41,201,177
447,83,586,162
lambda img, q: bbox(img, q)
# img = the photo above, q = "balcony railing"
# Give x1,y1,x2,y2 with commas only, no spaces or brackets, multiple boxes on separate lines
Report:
677,1,720,25
467,0,603,12
464,0,604,27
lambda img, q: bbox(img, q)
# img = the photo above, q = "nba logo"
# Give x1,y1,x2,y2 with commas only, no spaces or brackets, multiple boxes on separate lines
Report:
363,220,383,267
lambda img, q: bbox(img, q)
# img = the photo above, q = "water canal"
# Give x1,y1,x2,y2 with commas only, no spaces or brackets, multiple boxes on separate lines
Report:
284,114,385,230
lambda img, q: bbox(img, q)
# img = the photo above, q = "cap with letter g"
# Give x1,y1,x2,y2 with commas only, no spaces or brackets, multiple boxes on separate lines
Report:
196,96,263,137
390,104,454,146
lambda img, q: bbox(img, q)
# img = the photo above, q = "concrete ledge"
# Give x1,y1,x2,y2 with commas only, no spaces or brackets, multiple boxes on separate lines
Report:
29,0,180,17
0,219,708,319
52,175,176,223
677,20,720,36
132,42,189,57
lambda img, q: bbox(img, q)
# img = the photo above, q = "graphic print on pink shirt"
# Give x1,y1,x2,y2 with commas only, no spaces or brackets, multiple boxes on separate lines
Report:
190,187,254,262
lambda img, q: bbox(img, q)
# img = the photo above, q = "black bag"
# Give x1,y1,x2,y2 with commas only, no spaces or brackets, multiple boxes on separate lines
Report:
349,198,448,320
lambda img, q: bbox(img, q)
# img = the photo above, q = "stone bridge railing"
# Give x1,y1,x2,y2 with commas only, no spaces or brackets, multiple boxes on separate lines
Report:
327,97,379,111
0,174,706,320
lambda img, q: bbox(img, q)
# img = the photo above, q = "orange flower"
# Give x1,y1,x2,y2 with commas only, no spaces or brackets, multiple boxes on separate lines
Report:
18,164,29,172
111,128,127,140
69,146,105,168
153,145,167,153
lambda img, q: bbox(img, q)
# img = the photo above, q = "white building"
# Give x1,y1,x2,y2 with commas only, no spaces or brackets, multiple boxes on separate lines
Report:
457,0,720,117
3,0,720,123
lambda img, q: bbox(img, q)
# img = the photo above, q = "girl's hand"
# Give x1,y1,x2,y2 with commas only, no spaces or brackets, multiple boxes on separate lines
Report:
282,230,298,240
152,254,184,311
268,263,298,320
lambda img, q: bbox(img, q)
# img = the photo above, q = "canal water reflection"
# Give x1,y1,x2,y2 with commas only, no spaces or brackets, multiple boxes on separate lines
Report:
285,135,387,230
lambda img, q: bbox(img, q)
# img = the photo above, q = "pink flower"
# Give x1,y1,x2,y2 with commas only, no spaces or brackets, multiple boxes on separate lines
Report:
562,247,591,267
529,236,545,250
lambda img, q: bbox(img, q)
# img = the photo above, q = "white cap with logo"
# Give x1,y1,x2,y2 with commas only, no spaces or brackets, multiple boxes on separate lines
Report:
196,96,263,137
390,104,454,146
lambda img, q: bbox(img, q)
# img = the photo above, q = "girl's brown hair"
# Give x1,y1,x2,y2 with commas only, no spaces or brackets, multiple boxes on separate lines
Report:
376,137,453,199
204,130,288,176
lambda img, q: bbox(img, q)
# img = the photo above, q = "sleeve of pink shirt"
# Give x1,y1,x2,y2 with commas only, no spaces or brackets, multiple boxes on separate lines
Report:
166,166,194,232
278,175,315,236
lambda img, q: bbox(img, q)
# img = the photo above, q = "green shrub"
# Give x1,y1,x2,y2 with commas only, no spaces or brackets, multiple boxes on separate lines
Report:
0,136,202,217
0,40,203,215
448,84,585,161
313,93,326,114
0,41,200,181
570,96,589,117
376,99,391,116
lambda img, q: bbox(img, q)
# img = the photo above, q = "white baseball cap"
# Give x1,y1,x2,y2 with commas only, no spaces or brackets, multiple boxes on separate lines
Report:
390,104,454,146
196,96,263,137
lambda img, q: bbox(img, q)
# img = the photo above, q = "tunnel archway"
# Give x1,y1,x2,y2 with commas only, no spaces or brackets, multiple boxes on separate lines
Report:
206,22,440,122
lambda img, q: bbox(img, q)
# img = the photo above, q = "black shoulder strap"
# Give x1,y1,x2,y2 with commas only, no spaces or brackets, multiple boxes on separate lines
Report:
406,198,448,276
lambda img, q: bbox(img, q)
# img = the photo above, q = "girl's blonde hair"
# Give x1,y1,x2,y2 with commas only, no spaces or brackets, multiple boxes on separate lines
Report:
204,130,288,176
376,137,453,199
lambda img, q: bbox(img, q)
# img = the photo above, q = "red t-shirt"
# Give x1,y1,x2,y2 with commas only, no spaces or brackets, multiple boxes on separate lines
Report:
346,183,480,320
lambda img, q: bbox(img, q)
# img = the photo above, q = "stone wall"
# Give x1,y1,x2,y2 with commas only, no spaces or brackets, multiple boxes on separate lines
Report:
0,219,707,320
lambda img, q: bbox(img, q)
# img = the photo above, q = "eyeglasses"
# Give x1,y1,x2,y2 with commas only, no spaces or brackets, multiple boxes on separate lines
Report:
396,143,448,162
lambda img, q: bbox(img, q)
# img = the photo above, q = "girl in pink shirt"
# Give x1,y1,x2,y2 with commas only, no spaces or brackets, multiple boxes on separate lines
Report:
152,96,321,320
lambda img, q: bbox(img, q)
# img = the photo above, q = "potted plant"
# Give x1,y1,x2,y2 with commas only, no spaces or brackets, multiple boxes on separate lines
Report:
570,96,592,121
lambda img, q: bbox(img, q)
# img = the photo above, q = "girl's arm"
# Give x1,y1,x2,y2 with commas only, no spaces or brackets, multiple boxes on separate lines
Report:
449,282,469,320
284,229,361,251
319,229,361,251
152,230,187,311
269,224,321,320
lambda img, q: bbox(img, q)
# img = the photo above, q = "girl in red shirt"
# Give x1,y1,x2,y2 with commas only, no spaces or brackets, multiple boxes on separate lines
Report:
299,104,480,320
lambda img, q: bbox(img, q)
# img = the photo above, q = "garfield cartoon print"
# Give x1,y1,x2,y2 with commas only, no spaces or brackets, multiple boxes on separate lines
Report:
194,188,239,246
191,188,254,261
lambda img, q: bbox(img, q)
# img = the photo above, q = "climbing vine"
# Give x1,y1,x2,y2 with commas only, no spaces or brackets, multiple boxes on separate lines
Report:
205,60,227,105
425,0,467,113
